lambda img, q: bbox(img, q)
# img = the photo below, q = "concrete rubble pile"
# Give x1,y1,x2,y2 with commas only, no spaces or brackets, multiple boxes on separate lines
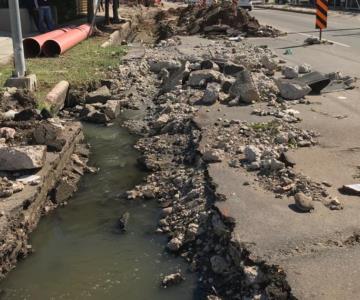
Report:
156,3,281,39
118,37,308,299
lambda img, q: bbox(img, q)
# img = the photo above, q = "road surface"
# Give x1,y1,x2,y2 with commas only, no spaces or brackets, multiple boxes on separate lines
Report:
250,8,360,77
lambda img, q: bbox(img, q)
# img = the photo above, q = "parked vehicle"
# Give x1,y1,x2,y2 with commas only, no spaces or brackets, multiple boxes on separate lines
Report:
238,0,253,10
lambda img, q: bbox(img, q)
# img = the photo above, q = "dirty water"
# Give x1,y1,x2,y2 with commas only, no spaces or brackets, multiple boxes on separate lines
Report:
0,111,197,300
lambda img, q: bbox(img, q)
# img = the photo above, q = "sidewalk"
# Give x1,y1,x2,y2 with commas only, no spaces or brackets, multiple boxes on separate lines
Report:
255,3,360,16
0,32,13,65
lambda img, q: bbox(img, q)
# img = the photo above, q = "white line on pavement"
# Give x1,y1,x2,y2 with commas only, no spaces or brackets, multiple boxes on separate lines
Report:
298,32,351,48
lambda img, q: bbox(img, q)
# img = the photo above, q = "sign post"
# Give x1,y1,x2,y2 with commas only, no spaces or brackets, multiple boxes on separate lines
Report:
315,0,328,41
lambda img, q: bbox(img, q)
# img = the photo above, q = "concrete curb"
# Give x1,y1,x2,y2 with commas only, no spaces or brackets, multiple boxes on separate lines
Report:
255,4,315,15
101,21,133,48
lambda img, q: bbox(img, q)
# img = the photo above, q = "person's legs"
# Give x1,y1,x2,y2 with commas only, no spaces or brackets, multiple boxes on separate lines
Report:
43,6,55,31
38,7,47,33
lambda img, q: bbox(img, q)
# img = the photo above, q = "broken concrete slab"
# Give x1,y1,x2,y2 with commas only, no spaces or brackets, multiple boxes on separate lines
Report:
85,86,111,104
229,69,261,103
0,145,47,171
277,79,311,100
104,100,121,119
188,69,222,87
296,71,331,94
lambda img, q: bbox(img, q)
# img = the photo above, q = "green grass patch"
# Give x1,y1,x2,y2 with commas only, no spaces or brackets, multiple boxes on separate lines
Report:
0,37,126,100
249,120,281,135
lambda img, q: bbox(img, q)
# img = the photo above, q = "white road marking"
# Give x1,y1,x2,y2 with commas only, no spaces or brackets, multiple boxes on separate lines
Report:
298,32,351,48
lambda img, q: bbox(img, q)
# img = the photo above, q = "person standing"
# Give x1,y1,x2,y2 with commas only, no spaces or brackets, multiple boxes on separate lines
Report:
21,0,39,31
34,0,55,33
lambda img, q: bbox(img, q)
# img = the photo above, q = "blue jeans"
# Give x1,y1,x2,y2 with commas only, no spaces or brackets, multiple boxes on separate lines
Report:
38,6,54,33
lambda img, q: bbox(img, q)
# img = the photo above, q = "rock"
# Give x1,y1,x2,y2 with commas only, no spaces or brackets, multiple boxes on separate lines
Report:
210,255,229,274
54,178,76,203
161,207,173,217
261,55,277,71
279,152,296,167
203,149,224,163
148,59,181,73
14,109,41,121
161,272,184,288
2,110,17,121
212,214,228,237
275,132,289,144
161,61,190,93
202,83,221,105
85,110,109,124
304,36,321,45
244,145,261,163
229,69,260,104
207,296,222,300
201,60,220,71
104,100,120,119
0,127,16,140
186,223,199,241
33,122,65,152
167,237,183,252
282,66,299,79
223,62,244,76
154,114,170,128
118,212,130,231
294,192,314,212
0,145,46,171
16,174,41,185
261,158,285,171
243,266,263,285
277,79,311,100
222,77,236,93
188,69,222,87
298,63,312,74
86,86,111,104
228,97,240,106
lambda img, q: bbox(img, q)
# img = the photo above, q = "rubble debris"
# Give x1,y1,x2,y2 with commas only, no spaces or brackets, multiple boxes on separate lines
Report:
229,69,261,103
33,121,66,152
277,79,312,100
298,63,312,74
161,272,184,288
0,145,46,171
174,3,281,38
118,212,130,231
296,71,331,94
85,86,111,104
282,66,299,79
294,192,315,212
304,36,321,45
188,69,222,87
341,184,360,195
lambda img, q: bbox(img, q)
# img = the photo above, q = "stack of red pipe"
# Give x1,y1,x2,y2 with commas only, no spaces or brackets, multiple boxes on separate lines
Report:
23,24,92,58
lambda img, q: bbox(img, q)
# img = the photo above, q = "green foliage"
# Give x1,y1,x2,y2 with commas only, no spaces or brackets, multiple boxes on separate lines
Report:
0,37,126,100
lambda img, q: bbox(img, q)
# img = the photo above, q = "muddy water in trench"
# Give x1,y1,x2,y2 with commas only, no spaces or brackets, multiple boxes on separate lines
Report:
0,111,197,300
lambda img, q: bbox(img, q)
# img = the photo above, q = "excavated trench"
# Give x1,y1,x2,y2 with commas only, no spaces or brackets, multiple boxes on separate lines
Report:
0,111,198,299
0,6,293,300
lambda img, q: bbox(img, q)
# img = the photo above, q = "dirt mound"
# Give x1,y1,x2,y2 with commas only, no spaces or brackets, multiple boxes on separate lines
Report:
156,3,281,38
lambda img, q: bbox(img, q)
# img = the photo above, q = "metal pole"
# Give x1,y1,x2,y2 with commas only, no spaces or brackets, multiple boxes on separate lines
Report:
8,0,26,78
319,28,322,41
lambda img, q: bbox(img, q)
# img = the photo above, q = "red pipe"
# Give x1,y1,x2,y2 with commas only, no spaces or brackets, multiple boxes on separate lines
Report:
23,28,72,58
42,24,92,57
